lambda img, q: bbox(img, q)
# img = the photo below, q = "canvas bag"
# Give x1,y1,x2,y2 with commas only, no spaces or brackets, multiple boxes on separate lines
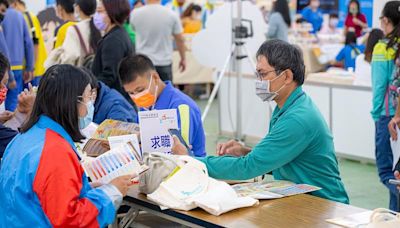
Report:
366,208,400,228
139,152,179,194
147,156,259,215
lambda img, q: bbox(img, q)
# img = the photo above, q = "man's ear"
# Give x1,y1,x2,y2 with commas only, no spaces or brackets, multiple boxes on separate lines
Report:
283,69,294,84
153,71,161,84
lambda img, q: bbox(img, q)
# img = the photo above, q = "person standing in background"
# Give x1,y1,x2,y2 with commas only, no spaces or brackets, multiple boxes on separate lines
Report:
0,6,16,90
301,0,323,34
354,29,384,86
181,3,202,34
169,0,188,17
201,0,215,29
51,0,101,67
319,13,339,35
54,0,76,49
14,0,47,86
266,0,291,42
130,0,186,82
0,0,34,111
344,0,367,38
91,0,134,107
333,31,364,71
123,0,145,51
373,1,400,212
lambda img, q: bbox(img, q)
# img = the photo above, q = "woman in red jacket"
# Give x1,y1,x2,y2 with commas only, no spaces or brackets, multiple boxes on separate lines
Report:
344,0,368,38
0,64,134,227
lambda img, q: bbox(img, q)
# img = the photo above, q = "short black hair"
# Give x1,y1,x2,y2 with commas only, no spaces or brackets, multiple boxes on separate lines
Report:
256,40,305,85
56,0,75,14
102,0,131,25
0,52,9,81
75,0,96,16
345,31,357,45
17,0,25,7
329,13,338,19
21,64,91,142
0,0,9,8
119,54,155,84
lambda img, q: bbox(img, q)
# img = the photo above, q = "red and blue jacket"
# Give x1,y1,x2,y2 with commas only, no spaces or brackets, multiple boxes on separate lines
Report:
0,115,118,227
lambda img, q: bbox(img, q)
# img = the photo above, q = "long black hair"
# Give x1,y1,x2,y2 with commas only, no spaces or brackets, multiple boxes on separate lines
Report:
273,0,291,27
75,0,101,52
381,1,400,59
364,29,384,63
21,64,91,142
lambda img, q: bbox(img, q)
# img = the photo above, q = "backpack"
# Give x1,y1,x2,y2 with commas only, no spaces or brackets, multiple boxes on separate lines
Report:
72,25,95,70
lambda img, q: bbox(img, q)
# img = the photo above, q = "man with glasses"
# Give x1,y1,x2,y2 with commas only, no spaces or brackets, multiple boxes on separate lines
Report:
172,39,349,204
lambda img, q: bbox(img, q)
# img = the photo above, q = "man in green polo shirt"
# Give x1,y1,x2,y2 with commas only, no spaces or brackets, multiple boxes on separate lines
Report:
172,39,349,204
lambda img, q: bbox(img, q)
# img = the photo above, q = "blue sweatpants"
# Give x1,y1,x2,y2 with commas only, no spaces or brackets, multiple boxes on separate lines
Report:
375,116,400,211
5,70,23,111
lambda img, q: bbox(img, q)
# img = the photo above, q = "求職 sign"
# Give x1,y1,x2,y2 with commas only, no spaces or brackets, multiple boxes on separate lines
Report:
139,109,178,154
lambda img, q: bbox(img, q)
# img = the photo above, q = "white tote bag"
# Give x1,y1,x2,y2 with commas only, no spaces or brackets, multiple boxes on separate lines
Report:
147,155,209,211
147,155,259,215
366,208,400,228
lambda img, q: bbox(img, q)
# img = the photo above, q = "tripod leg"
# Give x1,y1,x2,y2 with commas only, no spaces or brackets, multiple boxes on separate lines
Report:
201,44,236,122
243,44,257,72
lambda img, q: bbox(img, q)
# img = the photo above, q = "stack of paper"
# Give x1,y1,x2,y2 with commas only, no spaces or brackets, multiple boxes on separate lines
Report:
232,181,321,200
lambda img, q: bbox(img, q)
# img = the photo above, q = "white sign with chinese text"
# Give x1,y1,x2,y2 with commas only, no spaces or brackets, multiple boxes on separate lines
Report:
139,109,178,154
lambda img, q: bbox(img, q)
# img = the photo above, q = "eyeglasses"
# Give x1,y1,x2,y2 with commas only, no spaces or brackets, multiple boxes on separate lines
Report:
78,90,97,103
255,70,277,80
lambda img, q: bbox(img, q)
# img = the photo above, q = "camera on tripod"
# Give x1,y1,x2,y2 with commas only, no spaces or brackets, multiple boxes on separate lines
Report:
233,19,254,39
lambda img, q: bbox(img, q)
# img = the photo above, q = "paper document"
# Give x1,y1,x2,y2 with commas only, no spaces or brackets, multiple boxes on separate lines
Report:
139,109,178,154
232,181,321,200
108,134,141,157
82,142,146,184
390,127,400,170
326,211,373,228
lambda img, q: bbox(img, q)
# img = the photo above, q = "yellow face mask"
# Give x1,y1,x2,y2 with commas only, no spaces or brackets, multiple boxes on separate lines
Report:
131,76,158,109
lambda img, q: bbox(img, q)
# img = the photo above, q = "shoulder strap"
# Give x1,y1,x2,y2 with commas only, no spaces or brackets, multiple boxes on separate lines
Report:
24,11,34,29
72,25,89,56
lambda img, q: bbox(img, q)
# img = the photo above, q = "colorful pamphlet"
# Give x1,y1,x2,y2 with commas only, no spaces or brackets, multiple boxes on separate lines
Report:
77,120,141,158
93,119,140,140
82,142,147,184
232,181,321,200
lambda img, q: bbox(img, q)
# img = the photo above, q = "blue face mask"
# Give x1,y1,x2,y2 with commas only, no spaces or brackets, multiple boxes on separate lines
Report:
79,101,94,130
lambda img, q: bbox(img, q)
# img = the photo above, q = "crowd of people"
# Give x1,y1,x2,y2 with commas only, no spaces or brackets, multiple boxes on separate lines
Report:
0,0,400,226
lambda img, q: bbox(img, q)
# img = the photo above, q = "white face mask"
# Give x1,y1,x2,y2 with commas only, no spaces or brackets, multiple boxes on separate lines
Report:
329,19,339,28
255,73,285,102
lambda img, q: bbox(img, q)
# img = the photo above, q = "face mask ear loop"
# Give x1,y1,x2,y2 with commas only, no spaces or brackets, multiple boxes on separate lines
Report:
151,84,159,111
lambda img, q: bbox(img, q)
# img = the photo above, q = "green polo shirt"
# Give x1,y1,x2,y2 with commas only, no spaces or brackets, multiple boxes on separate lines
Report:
198,86,349,204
